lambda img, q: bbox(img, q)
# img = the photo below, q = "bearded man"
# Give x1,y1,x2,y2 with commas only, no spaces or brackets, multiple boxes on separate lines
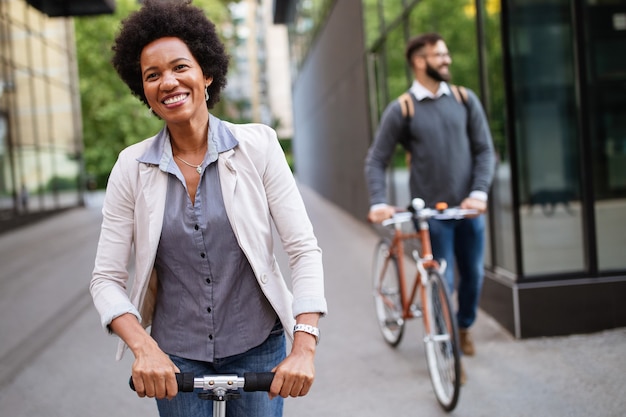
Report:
364,32,495,384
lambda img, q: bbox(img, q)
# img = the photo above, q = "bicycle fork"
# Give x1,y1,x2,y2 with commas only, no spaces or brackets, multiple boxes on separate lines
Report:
413,218,447,336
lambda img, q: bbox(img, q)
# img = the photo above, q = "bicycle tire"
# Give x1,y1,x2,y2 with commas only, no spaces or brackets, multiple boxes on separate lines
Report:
422,269,461,411
372,239,404,346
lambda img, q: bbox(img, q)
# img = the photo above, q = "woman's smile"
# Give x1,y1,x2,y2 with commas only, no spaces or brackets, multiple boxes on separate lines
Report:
163,93,188,105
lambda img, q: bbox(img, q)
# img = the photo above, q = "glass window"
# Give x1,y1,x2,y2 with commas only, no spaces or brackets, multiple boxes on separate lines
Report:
506,0,585,275
584,1,626,270
0,1,83,216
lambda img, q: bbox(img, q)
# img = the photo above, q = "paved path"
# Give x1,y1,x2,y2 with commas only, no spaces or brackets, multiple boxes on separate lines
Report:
0,188,624,416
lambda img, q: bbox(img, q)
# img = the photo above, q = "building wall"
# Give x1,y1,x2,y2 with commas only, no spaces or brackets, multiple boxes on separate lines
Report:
291,0,371,219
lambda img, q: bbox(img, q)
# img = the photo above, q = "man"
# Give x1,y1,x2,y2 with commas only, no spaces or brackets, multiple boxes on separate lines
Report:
364,32,495,381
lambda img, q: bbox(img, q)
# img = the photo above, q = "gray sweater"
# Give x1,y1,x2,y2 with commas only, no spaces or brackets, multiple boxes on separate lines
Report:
365,88,495,208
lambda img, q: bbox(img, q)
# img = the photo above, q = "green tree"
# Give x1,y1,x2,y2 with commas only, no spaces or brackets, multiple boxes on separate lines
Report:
74,0,231,188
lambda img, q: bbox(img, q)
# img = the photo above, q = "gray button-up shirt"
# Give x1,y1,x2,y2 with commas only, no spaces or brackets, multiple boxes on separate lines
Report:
141,115,278,362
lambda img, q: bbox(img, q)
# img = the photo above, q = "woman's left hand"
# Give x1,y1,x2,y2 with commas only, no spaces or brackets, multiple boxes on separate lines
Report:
269,328,317,399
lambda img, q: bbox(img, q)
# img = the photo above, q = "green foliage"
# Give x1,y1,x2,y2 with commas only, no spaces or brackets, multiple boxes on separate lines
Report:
74,0,231,188
278,138,294,172
36,175,78,193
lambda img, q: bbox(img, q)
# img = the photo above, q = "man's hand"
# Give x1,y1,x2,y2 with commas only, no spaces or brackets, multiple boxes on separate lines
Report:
460,197,487,217
367,205,396,223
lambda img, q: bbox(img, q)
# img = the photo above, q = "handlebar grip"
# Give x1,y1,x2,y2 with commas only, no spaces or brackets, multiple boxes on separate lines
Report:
176,372,195,392
243,372,275,392
128,372,195,392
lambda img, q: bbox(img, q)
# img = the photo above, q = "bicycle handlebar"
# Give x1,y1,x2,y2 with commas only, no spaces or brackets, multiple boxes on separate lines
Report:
129,372,275,393
381,199,480,227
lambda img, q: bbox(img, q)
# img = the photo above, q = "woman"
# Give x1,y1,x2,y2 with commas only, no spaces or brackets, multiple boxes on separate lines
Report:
89,1,327,416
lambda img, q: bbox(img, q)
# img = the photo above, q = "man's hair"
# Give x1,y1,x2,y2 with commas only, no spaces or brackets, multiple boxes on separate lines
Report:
111,0,229,109
405,32,444,66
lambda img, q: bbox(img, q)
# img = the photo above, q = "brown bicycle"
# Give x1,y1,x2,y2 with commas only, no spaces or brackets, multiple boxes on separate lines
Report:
371,198,477,412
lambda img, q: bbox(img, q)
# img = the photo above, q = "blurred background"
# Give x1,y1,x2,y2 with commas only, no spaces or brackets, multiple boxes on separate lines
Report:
1,0,625,341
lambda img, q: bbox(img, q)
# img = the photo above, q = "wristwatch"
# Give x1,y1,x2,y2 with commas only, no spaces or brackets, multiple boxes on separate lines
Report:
293,324,320,345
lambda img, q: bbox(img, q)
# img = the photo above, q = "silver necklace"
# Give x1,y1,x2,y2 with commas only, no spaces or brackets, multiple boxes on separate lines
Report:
175,154,204,175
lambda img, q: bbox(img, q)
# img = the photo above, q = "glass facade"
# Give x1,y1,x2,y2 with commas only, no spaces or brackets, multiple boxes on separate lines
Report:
0,0,84,223
506,0,586,275
582,0,626,271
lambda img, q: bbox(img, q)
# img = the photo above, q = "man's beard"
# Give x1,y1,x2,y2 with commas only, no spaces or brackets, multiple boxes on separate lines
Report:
426,63,451,82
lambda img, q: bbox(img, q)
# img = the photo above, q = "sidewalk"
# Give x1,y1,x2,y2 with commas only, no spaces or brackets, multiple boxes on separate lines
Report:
0,187,624,416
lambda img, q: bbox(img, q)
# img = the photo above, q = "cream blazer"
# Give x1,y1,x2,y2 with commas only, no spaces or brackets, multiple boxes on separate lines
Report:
90,121,326,360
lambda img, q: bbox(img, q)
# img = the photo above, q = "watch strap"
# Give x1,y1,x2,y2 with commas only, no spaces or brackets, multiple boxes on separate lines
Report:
293,323,320,345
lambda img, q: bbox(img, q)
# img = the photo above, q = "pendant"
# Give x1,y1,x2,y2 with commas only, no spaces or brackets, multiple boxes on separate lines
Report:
196,166,202,175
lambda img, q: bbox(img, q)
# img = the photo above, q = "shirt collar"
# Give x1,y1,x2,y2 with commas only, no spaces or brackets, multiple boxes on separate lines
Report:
137,114,239,171
409,79,451,101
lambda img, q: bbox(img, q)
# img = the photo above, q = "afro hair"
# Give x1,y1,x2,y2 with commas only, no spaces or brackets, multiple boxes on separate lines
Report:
111,0,229,109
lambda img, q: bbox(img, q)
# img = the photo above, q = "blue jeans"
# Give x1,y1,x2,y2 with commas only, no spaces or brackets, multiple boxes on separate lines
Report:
428,215,485,329
156,322,286,417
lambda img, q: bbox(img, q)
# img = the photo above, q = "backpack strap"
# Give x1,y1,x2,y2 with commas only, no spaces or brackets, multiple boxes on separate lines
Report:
397,92,414,119
450,84,468,106
400,85,467,117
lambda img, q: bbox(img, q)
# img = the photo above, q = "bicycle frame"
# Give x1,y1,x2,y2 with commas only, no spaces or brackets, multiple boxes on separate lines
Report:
383,213,446,322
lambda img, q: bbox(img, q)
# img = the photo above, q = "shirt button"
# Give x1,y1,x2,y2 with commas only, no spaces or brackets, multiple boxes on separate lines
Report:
194,224,199,230
200,253,206,258
205,278,211,284
207,307,212,313
208,334,213,340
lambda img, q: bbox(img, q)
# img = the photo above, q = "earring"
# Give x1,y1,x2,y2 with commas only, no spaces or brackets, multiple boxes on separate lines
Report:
205,85,209,102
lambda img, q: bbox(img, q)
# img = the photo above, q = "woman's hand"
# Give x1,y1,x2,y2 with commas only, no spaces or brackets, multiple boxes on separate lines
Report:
269,313,319,399
130,339,180,400
269,332,316,399
111,313,180,400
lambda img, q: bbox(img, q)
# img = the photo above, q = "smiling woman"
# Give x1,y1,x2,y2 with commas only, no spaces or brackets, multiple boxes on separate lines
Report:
89,1,327,417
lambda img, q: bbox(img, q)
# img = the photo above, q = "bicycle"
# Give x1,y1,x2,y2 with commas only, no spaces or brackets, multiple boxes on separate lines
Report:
371,198,478,412
130,371,274,417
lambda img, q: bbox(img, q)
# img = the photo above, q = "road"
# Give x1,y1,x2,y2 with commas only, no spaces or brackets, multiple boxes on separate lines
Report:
0,187,624,416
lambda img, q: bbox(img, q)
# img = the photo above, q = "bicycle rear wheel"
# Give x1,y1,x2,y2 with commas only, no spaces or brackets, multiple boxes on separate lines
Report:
422,269,461,411
372,239,404,346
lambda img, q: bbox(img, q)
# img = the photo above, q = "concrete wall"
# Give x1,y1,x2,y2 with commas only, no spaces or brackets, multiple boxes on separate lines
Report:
291,0,371,220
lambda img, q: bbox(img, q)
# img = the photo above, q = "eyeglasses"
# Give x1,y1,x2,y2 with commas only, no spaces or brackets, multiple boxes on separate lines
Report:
417,52,451,59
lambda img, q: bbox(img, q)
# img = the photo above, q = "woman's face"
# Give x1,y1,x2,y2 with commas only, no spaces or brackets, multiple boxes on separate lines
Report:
140,37,212,125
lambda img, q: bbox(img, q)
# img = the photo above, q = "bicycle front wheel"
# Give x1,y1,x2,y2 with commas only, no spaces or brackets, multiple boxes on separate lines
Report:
372,239,404,346
422,269,461,411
